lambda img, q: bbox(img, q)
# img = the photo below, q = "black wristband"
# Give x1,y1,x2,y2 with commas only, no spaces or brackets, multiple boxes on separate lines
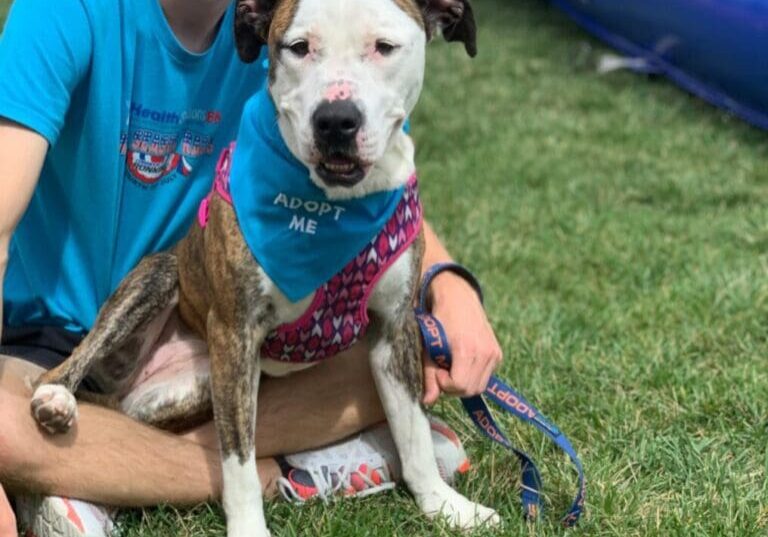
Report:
418,262,485,311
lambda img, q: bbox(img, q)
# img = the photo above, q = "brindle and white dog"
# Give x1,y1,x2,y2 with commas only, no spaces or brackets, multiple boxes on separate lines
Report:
29,0,500,535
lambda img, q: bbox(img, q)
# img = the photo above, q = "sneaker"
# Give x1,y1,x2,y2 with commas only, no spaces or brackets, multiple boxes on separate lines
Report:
277,415,471,503
15,495,115,537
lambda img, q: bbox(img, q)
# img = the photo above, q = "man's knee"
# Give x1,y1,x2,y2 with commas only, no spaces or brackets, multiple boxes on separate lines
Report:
0,356,47,489
0,355,43,396
317,341,374,381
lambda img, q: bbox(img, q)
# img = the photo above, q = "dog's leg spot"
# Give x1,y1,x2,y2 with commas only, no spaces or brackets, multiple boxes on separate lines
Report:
31,384,79,434
222,454,270,537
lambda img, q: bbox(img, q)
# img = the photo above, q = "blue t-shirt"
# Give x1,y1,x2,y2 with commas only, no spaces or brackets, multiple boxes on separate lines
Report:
0,0,268,333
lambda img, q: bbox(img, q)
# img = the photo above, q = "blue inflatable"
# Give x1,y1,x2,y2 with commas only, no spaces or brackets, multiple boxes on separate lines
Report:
551,0,768,130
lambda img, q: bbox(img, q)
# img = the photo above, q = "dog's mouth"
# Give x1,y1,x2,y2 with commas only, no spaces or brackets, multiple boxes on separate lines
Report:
315,154,366,187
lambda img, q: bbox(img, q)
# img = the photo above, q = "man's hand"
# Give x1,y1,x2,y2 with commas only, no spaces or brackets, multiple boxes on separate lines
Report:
0,484,15,537
422,271,503,405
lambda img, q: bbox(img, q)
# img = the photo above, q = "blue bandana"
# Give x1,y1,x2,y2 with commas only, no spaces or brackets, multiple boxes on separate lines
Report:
228,91,407,302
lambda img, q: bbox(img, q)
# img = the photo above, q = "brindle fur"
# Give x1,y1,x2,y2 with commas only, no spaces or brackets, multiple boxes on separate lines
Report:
392,0,426,29
370,230,426,401
127,374,213,432
195,196,276,461
35,253,179,395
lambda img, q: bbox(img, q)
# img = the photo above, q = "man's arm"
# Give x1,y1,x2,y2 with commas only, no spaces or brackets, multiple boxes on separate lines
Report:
0,119,47,536
421,221,503,405
0,119,48,336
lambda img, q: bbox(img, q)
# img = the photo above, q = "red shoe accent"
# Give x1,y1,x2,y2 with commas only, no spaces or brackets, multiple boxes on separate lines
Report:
286,470,318,500
369,468,382,485
62,498,86,533
348,464,384,493
457,459,472,474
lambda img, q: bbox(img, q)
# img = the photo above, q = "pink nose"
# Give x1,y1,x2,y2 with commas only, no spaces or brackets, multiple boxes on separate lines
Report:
324,80,354,102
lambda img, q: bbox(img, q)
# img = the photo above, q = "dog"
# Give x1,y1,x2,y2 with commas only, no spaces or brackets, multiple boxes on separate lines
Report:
29,1,500,535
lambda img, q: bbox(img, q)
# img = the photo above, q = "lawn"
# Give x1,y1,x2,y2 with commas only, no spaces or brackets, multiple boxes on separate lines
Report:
3,0,768,536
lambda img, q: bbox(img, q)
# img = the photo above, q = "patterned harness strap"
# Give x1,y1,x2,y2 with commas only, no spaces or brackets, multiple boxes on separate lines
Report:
260,175,422,363
198,142,236,228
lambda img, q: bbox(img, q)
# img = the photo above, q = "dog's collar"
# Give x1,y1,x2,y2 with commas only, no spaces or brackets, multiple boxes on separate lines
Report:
225,90,411,303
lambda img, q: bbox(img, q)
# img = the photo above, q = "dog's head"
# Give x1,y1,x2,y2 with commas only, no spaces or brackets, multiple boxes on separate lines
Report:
235,0,476,195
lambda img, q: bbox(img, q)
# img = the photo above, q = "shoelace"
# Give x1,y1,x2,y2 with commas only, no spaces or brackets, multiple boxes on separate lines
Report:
277,436,396,504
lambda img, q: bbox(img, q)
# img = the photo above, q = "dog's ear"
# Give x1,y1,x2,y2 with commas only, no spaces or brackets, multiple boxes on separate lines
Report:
417,0,477,57
235,0,279,63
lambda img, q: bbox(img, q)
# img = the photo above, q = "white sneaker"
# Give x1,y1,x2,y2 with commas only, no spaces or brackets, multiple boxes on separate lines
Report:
277,415,471,503
15,495,114,537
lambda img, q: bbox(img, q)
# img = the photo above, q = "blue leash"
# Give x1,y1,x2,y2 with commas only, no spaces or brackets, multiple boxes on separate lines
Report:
415,263,586,527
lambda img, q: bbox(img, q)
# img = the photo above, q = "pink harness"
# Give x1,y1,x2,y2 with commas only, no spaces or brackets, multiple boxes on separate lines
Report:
199,144,423,363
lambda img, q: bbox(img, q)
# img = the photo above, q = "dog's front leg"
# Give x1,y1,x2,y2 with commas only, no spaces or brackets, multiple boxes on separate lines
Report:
368,315,500,530
31,252,179,434
208,312,270,537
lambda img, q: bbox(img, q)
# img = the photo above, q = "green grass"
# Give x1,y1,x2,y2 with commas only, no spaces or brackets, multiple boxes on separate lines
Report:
3,0,768,535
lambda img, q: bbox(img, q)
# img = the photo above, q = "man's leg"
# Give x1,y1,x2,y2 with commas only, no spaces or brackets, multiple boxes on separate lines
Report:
0,484,14,537
1,355,231,505
0,344,384,506
181,342,385,455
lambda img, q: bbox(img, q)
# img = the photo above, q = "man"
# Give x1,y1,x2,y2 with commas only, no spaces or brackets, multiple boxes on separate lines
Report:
0,0,502,535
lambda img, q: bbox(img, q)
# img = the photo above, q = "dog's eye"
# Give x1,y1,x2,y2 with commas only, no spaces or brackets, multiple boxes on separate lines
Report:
287,40,310,58
375,40,399,57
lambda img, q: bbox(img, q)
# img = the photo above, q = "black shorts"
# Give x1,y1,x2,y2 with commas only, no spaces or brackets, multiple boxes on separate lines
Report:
0,325,101,391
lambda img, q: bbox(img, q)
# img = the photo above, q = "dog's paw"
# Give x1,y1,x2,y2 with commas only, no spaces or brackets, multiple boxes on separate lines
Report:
228,530,270,537
227,520,270,537
31,384,78,434
225,508,271,537
418,484,501,530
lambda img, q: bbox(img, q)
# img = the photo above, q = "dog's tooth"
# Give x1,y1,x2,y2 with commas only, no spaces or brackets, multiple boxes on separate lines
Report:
323,161,355,174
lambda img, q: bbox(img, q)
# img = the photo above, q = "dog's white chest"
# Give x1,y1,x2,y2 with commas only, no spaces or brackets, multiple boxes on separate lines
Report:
259,269,315,326
368,248,414,319
255,246,414,377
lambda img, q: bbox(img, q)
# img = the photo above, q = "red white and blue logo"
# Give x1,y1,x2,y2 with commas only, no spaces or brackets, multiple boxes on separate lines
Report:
127,151,172,184
121,103,220,187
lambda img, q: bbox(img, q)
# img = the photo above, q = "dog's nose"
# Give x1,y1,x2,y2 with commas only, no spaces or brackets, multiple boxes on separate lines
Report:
312,100,363,146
